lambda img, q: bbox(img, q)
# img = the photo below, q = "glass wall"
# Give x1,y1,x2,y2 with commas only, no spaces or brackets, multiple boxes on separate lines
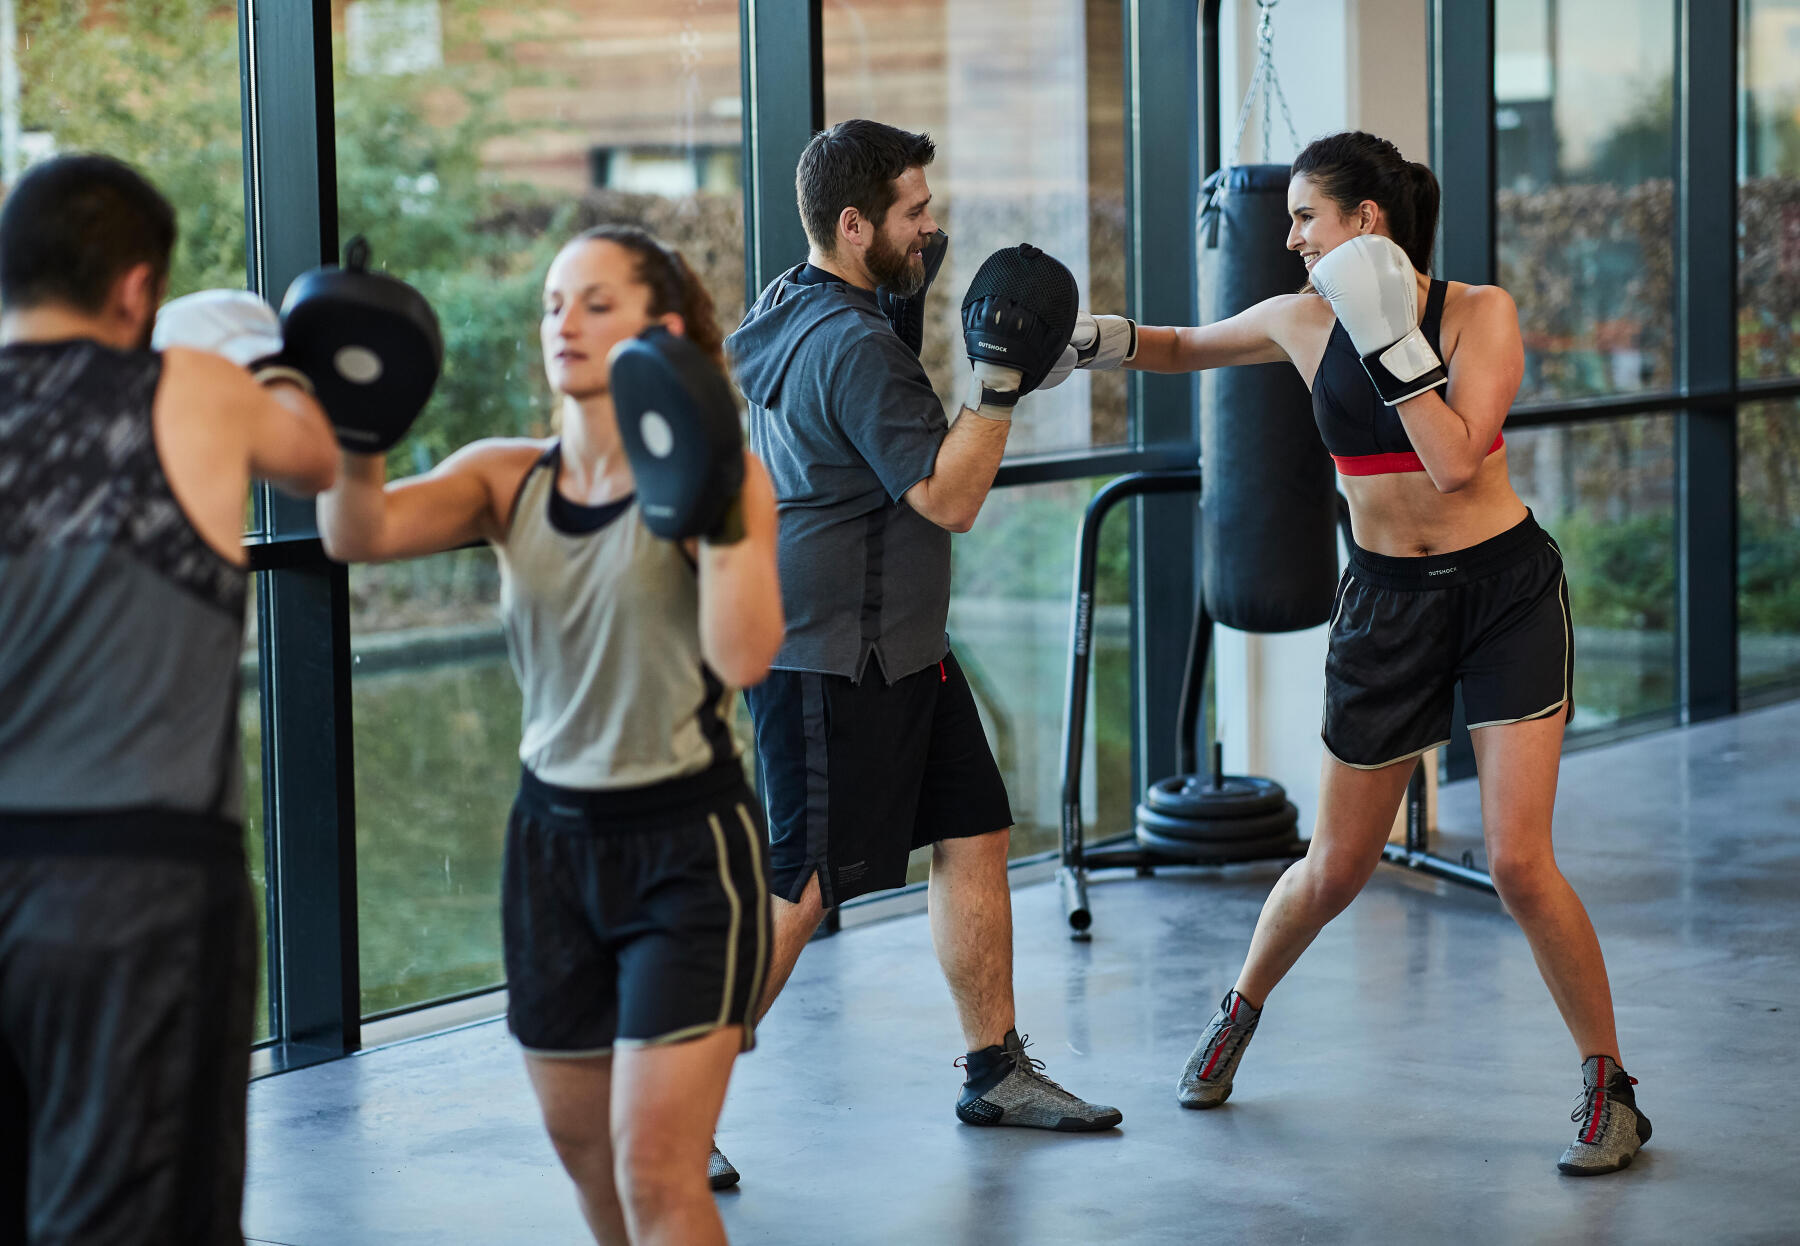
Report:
1494,0,1676,403
331,0,743,1015
822,0,1129,456
1506,418,1678,733
1739,400,1800,698
1741,0,1800,381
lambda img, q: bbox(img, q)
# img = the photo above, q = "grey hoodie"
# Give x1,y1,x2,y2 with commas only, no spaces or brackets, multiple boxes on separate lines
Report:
727,264,951,683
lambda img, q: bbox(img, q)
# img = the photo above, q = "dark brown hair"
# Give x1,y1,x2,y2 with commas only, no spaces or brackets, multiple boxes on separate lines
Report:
0,153,176,312
573,224,724,368
795,119,936,255
1291,131,1440,274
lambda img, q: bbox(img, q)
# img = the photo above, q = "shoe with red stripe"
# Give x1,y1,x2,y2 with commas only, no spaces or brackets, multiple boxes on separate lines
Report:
1557,1055,1651,1175
1176,990,1261,1109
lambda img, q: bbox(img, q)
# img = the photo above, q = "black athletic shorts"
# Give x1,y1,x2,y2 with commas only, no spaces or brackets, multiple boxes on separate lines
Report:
502,761,770,1057
1323,511,1573,769
744,649,1015,908
0,842,256,1246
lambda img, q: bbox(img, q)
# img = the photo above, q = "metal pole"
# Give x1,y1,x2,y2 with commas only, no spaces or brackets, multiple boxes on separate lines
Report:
1,0,20,186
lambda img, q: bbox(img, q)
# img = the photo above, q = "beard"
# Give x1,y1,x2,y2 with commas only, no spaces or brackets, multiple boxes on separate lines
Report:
868,230,925,297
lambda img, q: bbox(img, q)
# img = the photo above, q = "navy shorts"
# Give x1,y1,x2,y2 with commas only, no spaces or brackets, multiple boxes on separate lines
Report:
502,762,771,1057
1323,512,1573,769
744,650,1014,908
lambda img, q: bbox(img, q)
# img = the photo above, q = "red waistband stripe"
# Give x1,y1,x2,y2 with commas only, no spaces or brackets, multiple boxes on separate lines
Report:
1333,433,1506,477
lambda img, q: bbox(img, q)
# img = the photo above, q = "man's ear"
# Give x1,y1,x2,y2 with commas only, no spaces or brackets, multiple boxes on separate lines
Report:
837,205,866,252
116,262,160,320
658,310,687,338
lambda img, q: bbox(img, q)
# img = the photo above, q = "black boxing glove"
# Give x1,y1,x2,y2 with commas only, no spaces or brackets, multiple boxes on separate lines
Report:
959,243,1079,418
876,229,949,358
607,326,746,543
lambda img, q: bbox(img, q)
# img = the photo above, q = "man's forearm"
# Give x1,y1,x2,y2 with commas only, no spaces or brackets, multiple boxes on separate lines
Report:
909,408,1010,531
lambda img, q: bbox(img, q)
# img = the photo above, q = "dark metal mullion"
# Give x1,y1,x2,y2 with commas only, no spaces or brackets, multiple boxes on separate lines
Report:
1430,0,1495,286
1123,1,1202,801
1674,0,1739,721
241,0,360,1066
739,0,822,309
1431,0,1495,782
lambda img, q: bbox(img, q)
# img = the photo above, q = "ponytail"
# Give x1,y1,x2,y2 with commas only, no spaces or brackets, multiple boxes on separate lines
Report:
573,224,726,370
1292,131,1440,274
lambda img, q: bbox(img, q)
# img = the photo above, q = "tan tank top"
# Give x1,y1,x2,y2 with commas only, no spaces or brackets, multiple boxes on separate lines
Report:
495,445,739,790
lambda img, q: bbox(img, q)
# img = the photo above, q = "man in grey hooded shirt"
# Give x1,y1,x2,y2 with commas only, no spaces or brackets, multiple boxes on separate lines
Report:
720,120,1119,1184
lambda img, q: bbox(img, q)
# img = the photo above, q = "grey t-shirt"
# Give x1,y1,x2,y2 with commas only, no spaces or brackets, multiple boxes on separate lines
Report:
728,265,950,683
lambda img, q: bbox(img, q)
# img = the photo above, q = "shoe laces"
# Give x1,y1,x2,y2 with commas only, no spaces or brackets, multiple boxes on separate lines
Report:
954,1035,1070,1093
1570,1074,1638,1128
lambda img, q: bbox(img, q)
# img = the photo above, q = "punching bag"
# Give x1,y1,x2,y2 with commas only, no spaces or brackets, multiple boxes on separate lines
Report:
1197,163,1338,633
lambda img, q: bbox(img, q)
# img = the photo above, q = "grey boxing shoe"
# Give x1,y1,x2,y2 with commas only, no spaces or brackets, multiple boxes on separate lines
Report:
1176,989,1261,1109
708,1141,740,1190
1558,1055,1652,1176
954,1031,1123,1132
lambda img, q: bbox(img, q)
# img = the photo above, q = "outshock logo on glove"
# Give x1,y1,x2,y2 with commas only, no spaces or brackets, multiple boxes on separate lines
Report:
960,244,1080,407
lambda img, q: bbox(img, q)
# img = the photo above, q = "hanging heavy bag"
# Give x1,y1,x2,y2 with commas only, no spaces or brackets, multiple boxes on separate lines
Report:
1197,163,1338,632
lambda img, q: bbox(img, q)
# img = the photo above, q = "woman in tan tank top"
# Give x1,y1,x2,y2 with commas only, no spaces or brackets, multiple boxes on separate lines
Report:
318,227,783,1244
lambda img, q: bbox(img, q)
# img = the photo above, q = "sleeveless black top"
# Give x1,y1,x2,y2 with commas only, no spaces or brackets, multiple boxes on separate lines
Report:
0,340,247,856
1311,278,1502,475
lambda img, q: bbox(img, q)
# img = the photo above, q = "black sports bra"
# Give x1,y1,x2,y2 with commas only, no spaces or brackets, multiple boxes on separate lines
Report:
1310,278,1501,475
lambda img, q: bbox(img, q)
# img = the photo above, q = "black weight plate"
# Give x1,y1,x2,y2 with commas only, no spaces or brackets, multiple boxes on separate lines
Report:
1134,822,1303,862
1144,773,1287,819
1135,801,1299,842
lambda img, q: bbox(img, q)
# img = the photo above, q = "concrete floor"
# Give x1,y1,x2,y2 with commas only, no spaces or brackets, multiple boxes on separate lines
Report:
245,701,1800,1245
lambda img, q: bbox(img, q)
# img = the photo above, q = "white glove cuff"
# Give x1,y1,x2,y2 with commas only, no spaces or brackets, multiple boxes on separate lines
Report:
253,364,316,396
963,368,1017,421
1375,327,1443,386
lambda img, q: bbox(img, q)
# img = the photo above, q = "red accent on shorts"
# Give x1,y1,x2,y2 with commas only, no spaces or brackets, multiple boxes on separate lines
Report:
939,660,947,683
1333,433,1505,477
1582,1057,1608,1143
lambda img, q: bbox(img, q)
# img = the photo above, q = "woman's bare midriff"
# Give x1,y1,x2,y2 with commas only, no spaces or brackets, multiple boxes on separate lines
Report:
1338,450,1530,557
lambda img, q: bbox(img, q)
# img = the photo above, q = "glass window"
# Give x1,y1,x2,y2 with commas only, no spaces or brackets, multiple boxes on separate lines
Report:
12,1,247,297
1740,0,1800,381
884,478,1133,885
1739,400,1800,699
822,0,1129,455
1494,0,1676,404
241,581,271,1044
332,0,743,1015
1506,418,1678,736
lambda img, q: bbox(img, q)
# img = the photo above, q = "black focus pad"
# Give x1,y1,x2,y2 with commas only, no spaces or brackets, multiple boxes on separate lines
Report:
280,237,443,454
876,228,949,358
607,327,745,542
959,243,1079,396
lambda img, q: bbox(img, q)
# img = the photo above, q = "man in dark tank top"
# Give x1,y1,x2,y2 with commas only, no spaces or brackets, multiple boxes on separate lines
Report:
0,155,338,1245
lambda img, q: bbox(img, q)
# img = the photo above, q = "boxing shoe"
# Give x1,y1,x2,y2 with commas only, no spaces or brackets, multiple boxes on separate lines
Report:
954,1030,1121,1131
1176,989,1261,1109
1557,1055,1651,1176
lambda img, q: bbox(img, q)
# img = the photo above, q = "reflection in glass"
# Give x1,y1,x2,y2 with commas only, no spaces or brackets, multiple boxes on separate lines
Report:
241,577,271,1044
350,549,517,1016
1740,0,1800,381
1738,401,1800,698
893,479,1133,884
822,0,1127,455
1505,419,1677,733
332,0,743,1016
1494,0,1675,403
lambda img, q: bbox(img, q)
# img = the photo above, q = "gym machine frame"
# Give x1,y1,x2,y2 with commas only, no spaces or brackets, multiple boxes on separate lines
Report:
1057,476,1496,939
1058,470,1304,939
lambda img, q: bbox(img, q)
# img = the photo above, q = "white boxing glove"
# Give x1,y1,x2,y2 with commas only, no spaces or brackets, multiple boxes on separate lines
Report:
153,289,314,394
1308,234,1445,405
1039,312,1138,391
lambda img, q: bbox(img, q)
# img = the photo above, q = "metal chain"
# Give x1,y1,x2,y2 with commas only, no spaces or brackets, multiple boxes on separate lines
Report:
1227,0,1301,165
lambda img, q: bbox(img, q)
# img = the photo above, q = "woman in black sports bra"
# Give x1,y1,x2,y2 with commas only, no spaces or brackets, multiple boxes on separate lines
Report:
1070,131,1647,1176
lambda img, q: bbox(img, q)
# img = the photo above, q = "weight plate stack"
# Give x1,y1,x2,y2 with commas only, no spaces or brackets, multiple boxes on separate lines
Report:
1134,768,1301,861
